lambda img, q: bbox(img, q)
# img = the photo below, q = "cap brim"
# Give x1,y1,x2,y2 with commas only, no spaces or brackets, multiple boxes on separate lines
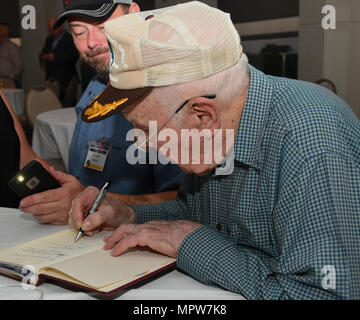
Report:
81,85,153,123
53,3,118,29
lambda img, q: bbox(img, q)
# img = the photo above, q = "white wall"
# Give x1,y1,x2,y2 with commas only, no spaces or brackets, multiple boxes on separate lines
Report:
298,0,360,118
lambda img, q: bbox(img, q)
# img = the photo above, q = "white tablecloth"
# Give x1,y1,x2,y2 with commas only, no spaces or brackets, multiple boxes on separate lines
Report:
2,88,25,115
32,108,77,171
0,207,244,300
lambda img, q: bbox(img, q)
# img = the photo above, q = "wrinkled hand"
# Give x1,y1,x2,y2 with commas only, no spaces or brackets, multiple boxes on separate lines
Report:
103,220,202,258
69,186,136,236
19,167,85,225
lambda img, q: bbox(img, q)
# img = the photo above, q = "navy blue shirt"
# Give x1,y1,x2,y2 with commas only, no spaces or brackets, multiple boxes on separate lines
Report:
69,76,185,194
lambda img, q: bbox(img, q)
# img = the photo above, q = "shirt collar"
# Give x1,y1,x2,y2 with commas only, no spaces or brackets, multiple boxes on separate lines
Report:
233,65,274,170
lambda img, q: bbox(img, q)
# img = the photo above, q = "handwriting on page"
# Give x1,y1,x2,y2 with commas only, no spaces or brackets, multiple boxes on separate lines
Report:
0,229,111,270
11,240,94,265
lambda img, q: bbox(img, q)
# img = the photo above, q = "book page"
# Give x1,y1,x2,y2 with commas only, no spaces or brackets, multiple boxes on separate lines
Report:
0,229,110,272
0,228,176,293
44,247,176,290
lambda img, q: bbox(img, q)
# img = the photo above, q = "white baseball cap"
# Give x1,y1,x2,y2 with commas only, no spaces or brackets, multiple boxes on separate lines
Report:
82,1,242,123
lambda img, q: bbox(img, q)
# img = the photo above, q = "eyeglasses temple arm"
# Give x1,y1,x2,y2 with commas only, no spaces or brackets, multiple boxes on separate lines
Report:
174,94,216,115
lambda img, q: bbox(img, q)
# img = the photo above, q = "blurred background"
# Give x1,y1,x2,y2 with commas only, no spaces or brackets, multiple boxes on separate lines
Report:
0,0,359,119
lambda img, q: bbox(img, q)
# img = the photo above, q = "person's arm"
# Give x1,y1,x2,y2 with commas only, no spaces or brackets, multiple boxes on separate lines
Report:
19,169,85,225
105,154,185,204
107,156,185,205
39,37,51,67
106,190,178,205
0,91,85,225
69,183,190,234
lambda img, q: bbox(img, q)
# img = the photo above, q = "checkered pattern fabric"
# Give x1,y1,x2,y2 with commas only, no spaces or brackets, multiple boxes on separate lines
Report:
132,66,360,300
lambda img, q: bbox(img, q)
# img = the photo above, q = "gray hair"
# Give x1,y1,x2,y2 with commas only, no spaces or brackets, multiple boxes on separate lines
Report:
149,53,250,122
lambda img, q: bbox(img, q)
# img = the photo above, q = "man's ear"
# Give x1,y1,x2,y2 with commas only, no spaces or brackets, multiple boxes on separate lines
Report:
129,2,141,13
190,97,220,131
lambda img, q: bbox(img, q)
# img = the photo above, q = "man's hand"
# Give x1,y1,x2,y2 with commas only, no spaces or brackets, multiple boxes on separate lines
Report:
19,167,85,225
103,220,202,258
69,186,136,235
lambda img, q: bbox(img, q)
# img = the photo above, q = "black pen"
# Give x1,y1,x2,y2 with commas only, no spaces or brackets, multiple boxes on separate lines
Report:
74,181,111,242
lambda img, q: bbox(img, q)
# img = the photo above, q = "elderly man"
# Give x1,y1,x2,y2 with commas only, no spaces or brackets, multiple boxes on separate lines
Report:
70,2,360,299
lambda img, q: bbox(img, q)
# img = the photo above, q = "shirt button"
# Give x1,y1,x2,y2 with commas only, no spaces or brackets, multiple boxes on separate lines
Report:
216,223,222,231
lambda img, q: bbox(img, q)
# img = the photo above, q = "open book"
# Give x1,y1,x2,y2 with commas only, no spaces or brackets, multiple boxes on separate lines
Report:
0,229,176,295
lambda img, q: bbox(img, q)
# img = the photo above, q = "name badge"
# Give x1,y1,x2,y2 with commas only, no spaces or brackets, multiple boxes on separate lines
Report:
84,147,108,172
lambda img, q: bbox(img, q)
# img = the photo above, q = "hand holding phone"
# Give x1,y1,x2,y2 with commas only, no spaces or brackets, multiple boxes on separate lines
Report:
8,160,61,199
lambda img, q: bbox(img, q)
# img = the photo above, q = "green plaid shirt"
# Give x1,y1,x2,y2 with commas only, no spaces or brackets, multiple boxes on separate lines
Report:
133,66,360,300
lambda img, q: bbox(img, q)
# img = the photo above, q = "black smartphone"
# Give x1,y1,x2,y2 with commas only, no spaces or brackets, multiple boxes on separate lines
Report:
8,160,61,199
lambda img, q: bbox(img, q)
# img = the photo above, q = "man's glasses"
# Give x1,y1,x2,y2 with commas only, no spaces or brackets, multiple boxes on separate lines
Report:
136,94,216,152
